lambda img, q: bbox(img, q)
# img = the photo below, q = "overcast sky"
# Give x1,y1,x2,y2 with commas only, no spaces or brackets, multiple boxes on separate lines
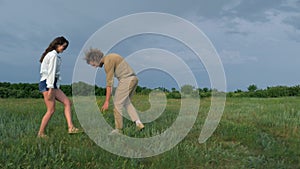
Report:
1,0,299,91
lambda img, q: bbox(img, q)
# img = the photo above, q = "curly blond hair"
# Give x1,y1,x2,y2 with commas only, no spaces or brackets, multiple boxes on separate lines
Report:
84,48,104,64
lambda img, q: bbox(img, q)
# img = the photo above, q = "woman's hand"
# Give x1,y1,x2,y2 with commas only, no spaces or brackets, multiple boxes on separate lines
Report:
47,88,55,101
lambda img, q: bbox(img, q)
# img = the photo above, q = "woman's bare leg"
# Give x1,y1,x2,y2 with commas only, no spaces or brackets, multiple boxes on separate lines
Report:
55,89,74,129
38,90,56,136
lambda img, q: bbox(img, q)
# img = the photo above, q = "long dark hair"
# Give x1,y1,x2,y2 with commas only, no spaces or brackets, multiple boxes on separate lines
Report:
40,36,69,63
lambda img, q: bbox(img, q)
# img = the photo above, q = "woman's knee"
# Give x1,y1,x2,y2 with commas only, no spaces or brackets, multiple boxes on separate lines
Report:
63,98,72,107
68,98,73,106
46,108,55,115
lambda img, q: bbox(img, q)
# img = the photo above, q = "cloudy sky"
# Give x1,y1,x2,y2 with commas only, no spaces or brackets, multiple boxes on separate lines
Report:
1,0,299,91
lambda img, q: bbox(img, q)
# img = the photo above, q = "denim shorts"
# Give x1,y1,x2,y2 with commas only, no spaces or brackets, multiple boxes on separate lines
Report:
39,78,58,93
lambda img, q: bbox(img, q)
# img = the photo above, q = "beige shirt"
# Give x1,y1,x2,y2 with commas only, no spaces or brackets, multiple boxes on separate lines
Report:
101,53,136,87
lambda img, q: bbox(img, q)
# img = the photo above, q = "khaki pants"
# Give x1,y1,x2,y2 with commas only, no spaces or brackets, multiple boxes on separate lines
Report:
113,76,139,129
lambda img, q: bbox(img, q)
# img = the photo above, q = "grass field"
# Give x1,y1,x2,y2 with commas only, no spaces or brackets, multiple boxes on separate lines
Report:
0,96,300,168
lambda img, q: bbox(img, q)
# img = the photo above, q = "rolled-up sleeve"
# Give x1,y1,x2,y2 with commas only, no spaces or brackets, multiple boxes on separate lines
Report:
104,58,114,87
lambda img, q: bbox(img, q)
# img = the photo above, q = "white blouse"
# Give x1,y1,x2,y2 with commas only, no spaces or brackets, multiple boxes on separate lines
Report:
40,50,61,88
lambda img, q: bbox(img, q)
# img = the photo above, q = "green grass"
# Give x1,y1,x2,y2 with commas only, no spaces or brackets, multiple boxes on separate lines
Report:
0,96,299,168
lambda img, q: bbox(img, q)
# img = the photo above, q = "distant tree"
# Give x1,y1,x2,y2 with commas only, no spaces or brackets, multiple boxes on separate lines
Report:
95,86,106,96
191,90,199,98
181,85,194,95
72,81,94,96
171,88,176,92
141,88,152,95
0,82,11,88
234,89,243,93
266,86,289,97
60,85,72,96
248,84,257,92
0,87,9,98
135,86,142,93
203,87,209,93
227,92,234,97
167,91,181,99
289,85,300,96
155,87,169,93
30,90,42,98
16,90,26,98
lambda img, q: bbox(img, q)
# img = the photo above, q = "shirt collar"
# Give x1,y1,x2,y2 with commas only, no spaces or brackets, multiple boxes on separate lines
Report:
51,50,61,58
51,50,58,54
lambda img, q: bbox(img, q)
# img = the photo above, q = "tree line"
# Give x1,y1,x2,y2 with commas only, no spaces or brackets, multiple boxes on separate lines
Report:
228,84,300,98
0,82,210,99
0,82,300,99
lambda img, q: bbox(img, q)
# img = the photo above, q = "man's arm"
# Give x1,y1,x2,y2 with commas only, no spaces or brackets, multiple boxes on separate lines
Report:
101,86,112,112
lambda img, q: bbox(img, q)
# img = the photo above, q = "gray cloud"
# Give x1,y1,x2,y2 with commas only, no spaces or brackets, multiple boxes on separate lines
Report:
223,0,286,21
283,15,300,30
219,50,257,64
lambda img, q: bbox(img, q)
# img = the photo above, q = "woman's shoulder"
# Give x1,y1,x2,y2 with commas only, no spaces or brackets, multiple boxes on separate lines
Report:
45,50,58,58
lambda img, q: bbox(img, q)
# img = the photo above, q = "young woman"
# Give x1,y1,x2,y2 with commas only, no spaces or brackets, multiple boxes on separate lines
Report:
37,36,81,138
84,48,144,134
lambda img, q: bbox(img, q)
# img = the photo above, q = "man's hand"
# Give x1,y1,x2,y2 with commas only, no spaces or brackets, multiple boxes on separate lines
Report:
101,86,112,112
101,101,109,112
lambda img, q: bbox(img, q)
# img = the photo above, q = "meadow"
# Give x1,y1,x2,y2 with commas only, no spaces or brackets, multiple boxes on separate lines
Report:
0,96,299,168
